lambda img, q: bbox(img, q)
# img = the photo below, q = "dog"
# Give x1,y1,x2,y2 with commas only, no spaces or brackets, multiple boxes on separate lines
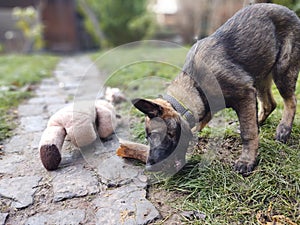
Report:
132,3,300,176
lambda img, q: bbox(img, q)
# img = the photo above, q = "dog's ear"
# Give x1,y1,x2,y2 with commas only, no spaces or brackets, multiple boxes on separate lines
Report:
132,98,163,118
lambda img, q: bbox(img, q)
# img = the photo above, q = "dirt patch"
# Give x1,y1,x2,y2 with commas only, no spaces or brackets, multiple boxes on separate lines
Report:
194,136,242,164
147,186,184,225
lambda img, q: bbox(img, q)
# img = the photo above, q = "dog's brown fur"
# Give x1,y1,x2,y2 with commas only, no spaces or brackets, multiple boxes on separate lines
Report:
133,4,300,175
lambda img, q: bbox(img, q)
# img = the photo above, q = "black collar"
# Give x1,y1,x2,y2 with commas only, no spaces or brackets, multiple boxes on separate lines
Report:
163,94,196,129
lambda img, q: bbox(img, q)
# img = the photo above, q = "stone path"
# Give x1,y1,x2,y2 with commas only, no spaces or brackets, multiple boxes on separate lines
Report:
0,56,160,225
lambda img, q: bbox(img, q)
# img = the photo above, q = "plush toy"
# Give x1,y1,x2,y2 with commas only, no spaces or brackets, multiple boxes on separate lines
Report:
39,100,117,171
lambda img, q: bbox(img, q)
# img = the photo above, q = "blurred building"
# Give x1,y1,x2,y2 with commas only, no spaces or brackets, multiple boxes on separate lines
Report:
151,0,250,44
0,0,94,53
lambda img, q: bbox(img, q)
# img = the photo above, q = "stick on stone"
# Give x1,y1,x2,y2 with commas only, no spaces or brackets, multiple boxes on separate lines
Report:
116,140,149,163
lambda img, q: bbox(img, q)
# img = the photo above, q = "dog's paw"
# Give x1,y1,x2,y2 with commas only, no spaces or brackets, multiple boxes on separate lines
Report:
234,158,257,176
40,144,61,171
275,124,291,143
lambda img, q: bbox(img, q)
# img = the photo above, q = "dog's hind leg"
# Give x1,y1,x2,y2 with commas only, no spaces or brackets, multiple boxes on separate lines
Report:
273,38,300,143
273,68,298,143
257,74,277,126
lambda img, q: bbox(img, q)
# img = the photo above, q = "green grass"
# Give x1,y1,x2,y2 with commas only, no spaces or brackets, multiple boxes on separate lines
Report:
0,54,60,141
92,46,300,224
91,43,188,88
156,137,299,224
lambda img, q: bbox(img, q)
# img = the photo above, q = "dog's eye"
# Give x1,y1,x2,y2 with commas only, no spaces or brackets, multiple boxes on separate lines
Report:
147,132,160,139
146,133,150,139
167,131,176,137
146,131,152,139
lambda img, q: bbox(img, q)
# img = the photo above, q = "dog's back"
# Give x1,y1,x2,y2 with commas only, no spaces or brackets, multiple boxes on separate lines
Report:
216,3,300,80
184,3,300,89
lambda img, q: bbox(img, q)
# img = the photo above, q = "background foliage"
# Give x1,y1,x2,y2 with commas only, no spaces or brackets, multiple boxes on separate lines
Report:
79,0,156,47
273,0,300,15
12,6,44,53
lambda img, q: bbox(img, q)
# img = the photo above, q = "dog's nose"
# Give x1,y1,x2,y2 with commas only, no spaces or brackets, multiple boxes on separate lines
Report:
146,158,155,166
145,159,156,171
145,164,153,171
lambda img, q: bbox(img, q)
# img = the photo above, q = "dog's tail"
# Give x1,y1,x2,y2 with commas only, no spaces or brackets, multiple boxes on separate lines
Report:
273,23,300,78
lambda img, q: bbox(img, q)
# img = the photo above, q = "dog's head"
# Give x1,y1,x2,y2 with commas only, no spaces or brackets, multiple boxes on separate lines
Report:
132,98,192,172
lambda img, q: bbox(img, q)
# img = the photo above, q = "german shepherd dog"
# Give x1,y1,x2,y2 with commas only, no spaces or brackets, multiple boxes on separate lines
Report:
133,4,300,176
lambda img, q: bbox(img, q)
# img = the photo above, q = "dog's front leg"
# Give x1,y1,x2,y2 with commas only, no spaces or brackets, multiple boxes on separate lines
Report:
233,89,259,176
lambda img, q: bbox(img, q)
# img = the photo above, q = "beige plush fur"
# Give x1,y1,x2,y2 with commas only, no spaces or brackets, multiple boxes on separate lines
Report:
39,100,117,170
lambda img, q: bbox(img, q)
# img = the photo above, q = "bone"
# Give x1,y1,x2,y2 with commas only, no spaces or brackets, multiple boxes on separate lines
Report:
116,140,149,163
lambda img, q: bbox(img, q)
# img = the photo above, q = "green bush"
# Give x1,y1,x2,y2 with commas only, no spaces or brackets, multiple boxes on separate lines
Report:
82,0,156,47
12,6,44,52
273,0,300,16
